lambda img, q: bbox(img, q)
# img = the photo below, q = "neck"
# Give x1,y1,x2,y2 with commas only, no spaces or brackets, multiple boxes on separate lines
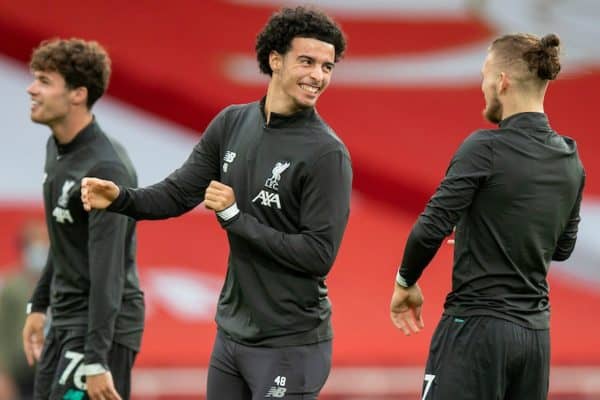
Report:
501,93,545,121
264,80,299,124
51,109,93,144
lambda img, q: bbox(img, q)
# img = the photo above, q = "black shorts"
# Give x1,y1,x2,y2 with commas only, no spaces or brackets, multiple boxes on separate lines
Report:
207,330,332,400
422,314,550,400
34,327,136,400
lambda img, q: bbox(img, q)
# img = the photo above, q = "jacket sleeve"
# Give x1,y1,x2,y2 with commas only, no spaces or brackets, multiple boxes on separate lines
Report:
29,256,53,313
552,173,585,261
108,111,223,219
220,149,352,278
398,132,492,286
84,162,135,367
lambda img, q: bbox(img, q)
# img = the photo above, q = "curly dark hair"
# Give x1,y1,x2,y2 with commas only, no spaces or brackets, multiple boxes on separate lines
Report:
491,33,561,81
29,38,111,108
256,6,346,76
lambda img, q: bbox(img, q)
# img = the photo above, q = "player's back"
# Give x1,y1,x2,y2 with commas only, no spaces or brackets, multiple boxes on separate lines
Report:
445,112,584,328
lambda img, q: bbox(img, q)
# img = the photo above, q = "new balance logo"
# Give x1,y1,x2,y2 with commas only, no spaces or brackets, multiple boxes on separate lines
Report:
223,151,236,163
253,190,281,209
265,386,286,398
223,151,237,173
265,161,290,191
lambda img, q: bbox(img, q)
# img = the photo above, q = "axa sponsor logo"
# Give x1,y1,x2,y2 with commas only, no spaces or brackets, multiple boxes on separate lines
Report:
252,190,281,209
53,180,75,224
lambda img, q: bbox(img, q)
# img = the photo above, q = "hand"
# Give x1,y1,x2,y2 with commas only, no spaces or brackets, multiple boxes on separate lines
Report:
81,177,120,211
390,282,425,336
22,312,46,366
86,372,122,400
204,180,235,212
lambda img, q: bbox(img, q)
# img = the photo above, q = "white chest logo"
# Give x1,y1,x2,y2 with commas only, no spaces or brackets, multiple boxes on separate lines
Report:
265,161,290,191
252,161,290,210
58,180,75,207
223,150,237,173
53,180,76,224
252,190,282,209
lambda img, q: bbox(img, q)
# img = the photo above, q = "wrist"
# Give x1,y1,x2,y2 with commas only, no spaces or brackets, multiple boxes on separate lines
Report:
396,270,411,288
26,302,47,315
84,363,109,376
217,202,240,221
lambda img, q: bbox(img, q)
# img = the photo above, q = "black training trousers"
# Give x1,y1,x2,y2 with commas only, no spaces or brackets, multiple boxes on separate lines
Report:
34,327,136,400
207,331,332,399
422,314,550,400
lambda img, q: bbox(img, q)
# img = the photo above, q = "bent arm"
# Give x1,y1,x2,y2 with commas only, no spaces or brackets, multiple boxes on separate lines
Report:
220,150,352,277
552,174,585,261
398,133,492,286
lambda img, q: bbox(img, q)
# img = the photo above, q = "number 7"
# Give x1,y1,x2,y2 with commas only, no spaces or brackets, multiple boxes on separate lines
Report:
422,374,436,400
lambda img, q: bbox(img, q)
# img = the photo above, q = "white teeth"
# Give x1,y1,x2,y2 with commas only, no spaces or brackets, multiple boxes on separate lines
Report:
300,84,319,94
31,100,40,106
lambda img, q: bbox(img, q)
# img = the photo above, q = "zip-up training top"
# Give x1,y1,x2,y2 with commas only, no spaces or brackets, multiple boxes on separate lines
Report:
109,100,352,346
398,112,585,329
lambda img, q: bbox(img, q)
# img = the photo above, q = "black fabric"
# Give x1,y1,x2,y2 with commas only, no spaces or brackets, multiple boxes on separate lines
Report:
34,327,137,400
30,119,144,366
399,112,585,329
422,314,550,400
109,100,352,346
208,331,332,399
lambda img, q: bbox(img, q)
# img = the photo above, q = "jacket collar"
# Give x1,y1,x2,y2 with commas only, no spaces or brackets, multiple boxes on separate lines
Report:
54,118,98,155
259,97,317,128
499,112,551,131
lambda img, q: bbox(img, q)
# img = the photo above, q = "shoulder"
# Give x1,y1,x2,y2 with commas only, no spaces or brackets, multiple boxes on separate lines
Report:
309,113,350,160
457,129,497,153
88,128,137,185
464,129,499,143
202,102,260,140
219,101,260,121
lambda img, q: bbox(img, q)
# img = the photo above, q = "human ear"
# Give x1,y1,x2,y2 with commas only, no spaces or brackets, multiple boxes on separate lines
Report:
269,51,282,74
70,86,88,106
497,72,510,94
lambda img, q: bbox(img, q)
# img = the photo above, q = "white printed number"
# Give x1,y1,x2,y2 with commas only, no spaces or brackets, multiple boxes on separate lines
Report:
274,376,286,386
59,351,87,390
422,374,436,400
265,376,287,398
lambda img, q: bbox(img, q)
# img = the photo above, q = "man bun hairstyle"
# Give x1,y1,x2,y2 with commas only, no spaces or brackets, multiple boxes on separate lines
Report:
491,33,562,81
531,33,561,80
30,38,111,108
255,6,346,76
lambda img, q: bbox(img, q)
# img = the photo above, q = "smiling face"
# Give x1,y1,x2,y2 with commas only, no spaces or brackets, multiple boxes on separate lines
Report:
27,70,74,127
269,37,336,114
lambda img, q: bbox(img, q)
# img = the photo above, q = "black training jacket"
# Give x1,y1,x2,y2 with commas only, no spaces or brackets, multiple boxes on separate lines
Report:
109,100,352,346
399,112,585,329
30,119,144,366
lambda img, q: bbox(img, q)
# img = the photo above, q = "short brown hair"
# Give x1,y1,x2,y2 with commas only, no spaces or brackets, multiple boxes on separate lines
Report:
30,38,111,108
490,33,561,81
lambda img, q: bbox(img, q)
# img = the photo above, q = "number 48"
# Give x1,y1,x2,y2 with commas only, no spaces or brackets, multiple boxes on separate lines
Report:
274,376,286,387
